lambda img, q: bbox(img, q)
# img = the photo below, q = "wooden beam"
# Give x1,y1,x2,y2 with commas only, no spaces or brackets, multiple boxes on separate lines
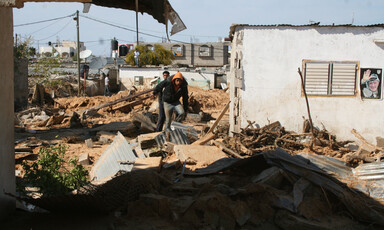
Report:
206,101,230,135
211,140,243,158
191,132,216,145
78,88,154,113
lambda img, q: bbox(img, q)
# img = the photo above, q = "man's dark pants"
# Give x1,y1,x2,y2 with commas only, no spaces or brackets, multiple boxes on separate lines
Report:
156,100,166,132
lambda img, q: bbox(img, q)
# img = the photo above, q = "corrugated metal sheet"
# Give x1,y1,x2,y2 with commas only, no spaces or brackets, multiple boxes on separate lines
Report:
298,153,384,202
353,162,384,180
305,62,329,95
353,162,384,201
297,152,352,178
155,128,190,146
171,121,199,139
331,63,356,95
90,132,137,181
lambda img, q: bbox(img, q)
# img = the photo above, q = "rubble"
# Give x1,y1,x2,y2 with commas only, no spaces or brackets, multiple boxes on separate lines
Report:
10,81,384,229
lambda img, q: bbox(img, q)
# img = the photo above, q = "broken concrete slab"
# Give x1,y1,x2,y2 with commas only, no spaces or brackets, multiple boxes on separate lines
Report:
132,157,162,172
174,145,228,167
91,122,137,136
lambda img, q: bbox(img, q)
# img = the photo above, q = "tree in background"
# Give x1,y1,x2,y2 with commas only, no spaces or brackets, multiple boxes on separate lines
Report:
125,44,174,66
14,36,35,59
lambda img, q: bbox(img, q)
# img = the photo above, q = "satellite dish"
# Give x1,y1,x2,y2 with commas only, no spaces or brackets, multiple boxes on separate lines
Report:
80,50,92,59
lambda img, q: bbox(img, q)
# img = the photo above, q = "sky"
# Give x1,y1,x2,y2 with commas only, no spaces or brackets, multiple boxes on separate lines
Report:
13,0,384,56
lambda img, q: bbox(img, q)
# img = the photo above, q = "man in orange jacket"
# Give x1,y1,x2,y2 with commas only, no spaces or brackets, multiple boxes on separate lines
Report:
153,72,188,131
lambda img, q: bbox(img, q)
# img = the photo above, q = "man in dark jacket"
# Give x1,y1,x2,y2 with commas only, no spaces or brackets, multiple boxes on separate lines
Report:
153,72,188,131
155,71,170,131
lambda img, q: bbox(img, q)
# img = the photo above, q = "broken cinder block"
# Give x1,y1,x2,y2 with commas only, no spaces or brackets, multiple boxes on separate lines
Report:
78,153,90,165
85,138,93,148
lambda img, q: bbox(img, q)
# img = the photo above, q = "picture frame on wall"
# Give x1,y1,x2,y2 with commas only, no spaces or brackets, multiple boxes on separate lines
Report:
360,68,382,99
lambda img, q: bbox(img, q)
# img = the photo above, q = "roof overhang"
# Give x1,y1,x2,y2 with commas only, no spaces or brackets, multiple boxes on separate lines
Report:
2,0,186,35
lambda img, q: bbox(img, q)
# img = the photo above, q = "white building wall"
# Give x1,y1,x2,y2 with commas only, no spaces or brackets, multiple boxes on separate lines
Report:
119,67,215,89
39,46,53,54
231,25,384,143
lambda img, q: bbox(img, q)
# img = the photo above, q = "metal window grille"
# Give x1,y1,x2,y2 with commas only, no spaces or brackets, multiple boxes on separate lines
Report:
304,61,357,96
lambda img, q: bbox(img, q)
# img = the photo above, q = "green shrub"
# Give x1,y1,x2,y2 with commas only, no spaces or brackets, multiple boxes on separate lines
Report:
20,145,89,197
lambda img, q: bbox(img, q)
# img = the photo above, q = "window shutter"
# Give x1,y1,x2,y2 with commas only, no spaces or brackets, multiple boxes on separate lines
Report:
331,63,356,95
305,63,330,95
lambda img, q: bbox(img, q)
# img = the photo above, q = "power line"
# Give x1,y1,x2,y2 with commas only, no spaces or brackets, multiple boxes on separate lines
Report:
29,17,68,35
14,13,75,27
80,14,189,44
36,18,73,41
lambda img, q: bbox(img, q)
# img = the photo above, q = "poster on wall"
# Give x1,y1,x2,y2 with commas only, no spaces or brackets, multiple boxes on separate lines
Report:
360,68,382,99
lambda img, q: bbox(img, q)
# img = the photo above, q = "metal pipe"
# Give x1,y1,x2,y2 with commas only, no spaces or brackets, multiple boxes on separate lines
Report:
76,10,81,96
135,0,139,46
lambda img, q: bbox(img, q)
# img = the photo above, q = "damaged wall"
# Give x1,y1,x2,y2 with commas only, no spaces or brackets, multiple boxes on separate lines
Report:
229,25,384,143
0,6,15,219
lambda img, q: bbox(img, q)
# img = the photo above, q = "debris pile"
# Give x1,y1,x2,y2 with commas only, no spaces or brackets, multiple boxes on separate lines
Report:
10,83,384,229
223,121,354,160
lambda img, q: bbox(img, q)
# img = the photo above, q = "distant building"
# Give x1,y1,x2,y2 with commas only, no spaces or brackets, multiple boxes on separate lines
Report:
138,42,230,67
39,40,86,58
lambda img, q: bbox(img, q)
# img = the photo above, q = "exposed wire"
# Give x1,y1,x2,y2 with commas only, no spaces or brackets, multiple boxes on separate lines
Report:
14,13,75,27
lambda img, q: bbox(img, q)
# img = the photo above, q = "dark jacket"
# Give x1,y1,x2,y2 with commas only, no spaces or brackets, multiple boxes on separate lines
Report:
154,74,189,111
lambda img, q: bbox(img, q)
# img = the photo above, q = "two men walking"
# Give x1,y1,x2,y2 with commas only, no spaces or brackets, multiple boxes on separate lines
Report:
154,72,188,131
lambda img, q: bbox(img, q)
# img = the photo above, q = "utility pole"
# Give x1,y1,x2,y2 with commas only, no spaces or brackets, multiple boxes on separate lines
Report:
75,10,81,96
135,0,139,46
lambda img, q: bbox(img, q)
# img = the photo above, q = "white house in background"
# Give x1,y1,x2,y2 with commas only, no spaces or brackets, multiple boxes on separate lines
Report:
229,24,384,143
39,40,85,57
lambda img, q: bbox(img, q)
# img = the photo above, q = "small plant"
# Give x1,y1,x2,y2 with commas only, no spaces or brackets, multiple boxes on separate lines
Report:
20,145,88,197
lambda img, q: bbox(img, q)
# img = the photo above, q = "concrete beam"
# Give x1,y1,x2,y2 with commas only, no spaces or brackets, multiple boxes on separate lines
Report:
0,7,15,220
